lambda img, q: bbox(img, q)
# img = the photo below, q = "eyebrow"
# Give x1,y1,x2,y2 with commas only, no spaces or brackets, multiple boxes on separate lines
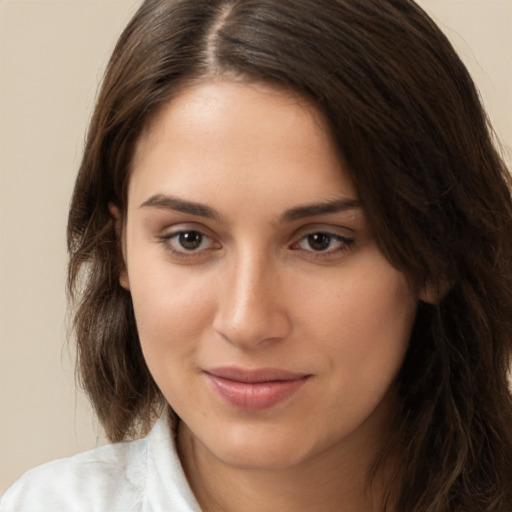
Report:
140,194,222,220
140,194,361,223
280,197,361,222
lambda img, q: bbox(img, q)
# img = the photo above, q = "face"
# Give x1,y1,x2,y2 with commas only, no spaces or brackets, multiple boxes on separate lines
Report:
121,80,419,471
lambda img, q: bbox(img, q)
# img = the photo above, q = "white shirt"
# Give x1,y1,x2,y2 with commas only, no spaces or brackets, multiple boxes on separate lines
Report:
0,415,202,511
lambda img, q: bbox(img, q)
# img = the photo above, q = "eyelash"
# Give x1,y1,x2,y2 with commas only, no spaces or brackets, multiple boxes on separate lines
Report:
158,229,355,261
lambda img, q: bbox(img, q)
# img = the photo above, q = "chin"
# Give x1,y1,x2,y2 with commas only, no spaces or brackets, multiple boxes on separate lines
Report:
214,445,306,471
202,424,316,471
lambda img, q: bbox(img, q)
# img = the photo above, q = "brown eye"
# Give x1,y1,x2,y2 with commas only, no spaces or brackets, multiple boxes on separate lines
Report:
160,229,220,258
178,231,204,250
306,233,332,251
292,230,354,259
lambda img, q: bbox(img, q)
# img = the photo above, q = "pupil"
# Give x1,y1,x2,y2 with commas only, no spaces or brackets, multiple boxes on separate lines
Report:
308,233,331,251
179,231,202,250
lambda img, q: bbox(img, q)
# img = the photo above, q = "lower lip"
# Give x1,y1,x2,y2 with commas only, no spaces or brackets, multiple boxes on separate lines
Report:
205,374,309,411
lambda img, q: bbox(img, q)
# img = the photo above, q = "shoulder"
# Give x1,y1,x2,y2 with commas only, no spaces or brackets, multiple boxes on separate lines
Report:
1,414,201,512
0,437,148,512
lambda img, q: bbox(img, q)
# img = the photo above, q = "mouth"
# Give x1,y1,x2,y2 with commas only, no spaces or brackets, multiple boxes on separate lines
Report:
204,366,311,411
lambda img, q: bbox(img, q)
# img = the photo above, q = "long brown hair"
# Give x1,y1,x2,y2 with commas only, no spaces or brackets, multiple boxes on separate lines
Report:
67,0,512,509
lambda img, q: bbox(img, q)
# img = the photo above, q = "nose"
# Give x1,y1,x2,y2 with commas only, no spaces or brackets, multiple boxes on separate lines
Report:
212,252,292,349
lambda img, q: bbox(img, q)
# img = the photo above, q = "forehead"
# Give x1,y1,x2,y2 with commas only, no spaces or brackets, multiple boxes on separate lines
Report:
129,79,357,213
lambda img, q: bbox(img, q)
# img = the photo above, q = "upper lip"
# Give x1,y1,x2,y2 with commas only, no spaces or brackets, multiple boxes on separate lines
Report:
205,366,309,383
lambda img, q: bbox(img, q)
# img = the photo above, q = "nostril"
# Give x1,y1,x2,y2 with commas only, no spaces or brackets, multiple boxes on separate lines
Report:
212,258,292,347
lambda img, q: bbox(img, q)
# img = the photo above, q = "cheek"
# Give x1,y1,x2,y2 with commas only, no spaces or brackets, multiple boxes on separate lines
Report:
129,271,217,414
303,258,416,379
127,254,215,372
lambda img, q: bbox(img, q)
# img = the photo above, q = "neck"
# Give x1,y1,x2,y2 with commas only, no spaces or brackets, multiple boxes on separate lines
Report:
177,408,396,512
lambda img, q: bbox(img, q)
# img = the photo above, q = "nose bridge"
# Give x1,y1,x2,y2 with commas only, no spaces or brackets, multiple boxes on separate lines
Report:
213,247,291,347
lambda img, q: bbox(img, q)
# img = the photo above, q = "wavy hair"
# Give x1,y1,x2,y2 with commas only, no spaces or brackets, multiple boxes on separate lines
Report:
67,0,512,509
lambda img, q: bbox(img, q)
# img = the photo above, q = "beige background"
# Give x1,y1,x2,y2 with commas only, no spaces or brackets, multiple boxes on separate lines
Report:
1,0,511,494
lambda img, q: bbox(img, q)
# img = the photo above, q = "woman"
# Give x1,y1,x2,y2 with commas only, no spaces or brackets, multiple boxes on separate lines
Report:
2,0,512,510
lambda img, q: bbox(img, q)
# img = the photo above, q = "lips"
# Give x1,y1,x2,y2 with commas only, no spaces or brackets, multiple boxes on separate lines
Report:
204,367,310,411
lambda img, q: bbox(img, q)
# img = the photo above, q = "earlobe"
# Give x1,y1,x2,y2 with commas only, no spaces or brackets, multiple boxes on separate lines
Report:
418,280,450,304
119,269,130,291
108,202,130,291
108,203,122,235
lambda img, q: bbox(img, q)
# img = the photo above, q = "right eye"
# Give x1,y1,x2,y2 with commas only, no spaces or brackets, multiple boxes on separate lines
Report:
159,229,220,258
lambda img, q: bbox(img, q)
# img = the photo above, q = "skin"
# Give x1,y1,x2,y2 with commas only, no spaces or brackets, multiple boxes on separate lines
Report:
117,80,421,511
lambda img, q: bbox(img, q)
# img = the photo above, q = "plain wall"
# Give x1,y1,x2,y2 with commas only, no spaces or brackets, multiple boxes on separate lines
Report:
1,0,511,494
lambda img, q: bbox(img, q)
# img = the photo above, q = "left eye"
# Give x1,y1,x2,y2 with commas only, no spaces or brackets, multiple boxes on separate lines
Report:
295,232,351,252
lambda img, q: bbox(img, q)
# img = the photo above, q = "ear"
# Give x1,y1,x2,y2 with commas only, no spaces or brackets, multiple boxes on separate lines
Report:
418,280,450,305
108,203,130,291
